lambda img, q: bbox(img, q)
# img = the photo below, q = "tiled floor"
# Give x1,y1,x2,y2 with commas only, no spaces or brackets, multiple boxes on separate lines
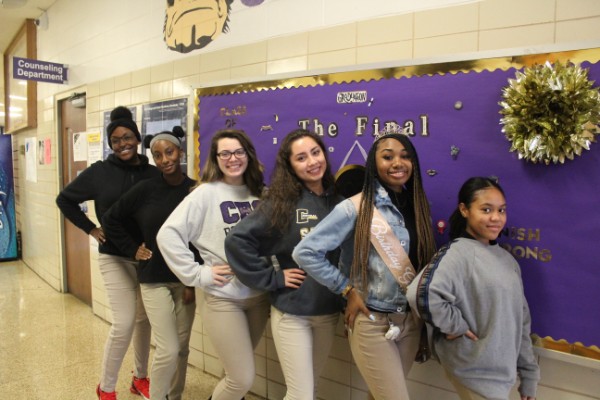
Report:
0,260,263,400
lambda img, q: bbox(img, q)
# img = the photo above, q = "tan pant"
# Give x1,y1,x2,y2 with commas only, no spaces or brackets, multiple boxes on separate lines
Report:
201,292,270,400
270,306,340,400
348,311,421,400
140,282,195,400
444,371,506,400
98,254,151,392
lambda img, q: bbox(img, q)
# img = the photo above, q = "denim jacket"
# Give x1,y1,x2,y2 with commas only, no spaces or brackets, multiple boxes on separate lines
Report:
292,180,411,313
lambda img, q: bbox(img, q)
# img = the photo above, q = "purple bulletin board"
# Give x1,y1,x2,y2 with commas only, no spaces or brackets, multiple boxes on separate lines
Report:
195,48,600,356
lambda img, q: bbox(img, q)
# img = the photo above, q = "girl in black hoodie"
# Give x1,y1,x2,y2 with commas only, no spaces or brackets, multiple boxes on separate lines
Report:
56,106,158,400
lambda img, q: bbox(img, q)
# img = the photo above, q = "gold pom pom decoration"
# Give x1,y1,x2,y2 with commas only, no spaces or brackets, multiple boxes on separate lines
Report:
499,61,600,164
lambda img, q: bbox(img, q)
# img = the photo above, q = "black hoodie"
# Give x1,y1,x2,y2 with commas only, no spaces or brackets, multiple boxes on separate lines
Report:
56,153,160,256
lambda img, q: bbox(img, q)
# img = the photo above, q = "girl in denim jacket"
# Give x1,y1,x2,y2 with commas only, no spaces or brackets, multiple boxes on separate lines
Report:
293,132,436,400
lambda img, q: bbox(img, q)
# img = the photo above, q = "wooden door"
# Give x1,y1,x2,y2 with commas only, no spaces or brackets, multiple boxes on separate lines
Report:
59,97,91,305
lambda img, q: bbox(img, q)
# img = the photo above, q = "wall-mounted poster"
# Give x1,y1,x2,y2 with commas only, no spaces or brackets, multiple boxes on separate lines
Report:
0,135,17,260
86,132,102,164
72,131,87,162
43,138,51,165
24,137,37,183
195,48,600,359
142,98,188,173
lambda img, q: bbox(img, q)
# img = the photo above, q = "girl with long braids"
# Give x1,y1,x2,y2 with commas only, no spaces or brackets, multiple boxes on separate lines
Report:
407,177,539,400
225,129,344,400
293,131,436,399
157,129,270,400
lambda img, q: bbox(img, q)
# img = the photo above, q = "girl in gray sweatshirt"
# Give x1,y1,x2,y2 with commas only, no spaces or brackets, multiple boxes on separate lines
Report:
408,177,540,400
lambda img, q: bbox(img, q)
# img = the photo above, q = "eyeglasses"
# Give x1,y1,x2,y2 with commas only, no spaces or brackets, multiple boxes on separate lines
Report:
217,148,247,160
110,133,137,146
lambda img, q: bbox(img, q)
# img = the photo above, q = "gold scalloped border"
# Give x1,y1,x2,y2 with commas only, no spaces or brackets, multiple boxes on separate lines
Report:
532,335,600,360
193,47,600,361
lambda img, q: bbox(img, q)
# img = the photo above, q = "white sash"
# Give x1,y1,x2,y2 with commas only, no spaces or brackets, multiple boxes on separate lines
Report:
350,194,416,291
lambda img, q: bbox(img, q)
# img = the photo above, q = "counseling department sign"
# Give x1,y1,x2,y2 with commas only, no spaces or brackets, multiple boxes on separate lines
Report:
196,48,600,354
12,57,68,84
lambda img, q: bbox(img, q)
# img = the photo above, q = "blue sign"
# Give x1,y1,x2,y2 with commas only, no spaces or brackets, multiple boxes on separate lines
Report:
12,57,68,84
0,135,17,260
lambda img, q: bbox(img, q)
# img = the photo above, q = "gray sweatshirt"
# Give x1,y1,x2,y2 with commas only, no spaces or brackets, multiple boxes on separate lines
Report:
157,181,262,300
407,237,540,399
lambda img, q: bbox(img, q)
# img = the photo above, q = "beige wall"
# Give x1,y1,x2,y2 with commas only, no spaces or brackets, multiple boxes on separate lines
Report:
14,0,600,399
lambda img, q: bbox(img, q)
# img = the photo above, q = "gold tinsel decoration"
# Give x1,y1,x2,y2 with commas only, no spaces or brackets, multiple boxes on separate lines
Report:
499,61,600,164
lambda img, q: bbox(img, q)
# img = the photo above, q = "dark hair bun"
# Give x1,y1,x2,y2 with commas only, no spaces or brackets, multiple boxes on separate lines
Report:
172,126,185,138
143,134,154,148
110,106,133,122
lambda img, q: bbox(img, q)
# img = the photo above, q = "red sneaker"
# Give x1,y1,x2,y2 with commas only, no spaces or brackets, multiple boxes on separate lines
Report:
130,376,150,399
96,384,117,400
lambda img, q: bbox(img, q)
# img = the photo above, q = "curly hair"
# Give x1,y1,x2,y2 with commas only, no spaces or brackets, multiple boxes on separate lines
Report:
262,129,335,232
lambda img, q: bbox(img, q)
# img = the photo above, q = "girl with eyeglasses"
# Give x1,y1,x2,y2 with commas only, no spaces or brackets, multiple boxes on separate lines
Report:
56,106,159,399
157,129,270,400
102,127,197,400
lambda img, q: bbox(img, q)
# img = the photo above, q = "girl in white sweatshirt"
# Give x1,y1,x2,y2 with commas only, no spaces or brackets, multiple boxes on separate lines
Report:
157,130,269,400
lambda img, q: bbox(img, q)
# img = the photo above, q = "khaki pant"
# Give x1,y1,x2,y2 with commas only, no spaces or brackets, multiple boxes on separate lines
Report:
271,306,340,400
348,311,421,400
98,254,151,392
201,292,270,400
445,370,507,400
141,282,195,400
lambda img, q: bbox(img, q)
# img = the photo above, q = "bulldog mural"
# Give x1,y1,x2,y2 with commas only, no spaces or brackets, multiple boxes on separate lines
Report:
164,0,234,53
